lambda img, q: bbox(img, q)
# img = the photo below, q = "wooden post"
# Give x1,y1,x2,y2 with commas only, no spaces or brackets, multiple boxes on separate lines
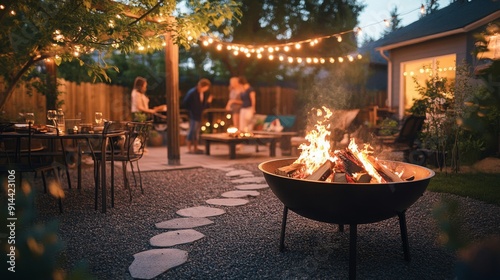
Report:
164,32,180,165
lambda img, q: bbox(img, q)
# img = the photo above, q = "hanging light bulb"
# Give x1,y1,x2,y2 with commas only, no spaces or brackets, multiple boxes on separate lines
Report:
295,43,301,49
216,44,223,51
284,46,290,52
338,57,344,63
420,4,425,14
384,19,390,27
336,35,342,42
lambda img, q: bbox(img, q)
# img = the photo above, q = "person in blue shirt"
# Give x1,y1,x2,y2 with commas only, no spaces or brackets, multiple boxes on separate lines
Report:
238,76,256,132
182,78,212,154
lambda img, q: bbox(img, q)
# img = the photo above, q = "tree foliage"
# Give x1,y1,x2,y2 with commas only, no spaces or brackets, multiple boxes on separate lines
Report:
0,0,241,110
181,0,365,84
382,6,403,38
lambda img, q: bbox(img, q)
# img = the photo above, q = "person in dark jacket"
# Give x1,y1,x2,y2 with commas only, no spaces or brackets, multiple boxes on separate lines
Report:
182,78,212,154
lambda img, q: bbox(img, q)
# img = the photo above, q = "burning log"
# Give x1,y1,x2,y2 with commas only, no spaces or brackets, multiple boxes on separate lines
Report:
335,150,364,177
276,163,305,177
306,161,333,181
366,156,403,183
333,172,347,183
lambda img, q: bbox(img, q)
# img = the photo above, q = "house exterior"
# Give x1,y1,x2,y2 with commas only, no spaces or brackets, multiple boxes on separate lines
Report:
376,0,500,118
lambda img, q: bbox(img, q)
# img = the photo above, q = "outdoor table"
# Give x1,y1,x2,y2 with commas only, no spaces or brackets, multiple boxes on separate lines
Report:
0,129,125,213
252,131,298,156
201,133,280,159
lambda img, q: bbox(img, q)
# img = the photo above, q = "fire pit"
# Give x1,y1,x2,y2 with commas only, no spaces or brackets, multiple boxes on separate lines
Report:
258,157,435,280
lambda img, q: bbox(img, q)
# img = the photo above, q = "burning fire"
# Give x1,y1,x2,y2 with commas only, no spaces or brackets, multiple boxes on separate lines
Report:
288,107,405,184
295,107,334,174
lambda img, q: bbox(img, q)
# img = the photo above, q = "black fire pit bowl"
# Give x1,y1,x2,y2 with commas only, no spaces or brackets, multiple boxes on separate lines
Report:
258,158,435,280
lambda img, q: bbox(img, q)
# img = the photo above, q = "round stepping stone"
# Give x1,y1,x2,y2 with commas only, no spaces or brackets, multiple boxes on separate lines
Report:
206,198,249,206
129,248,188,279
231,177,266,184
155,217,214,229
176,206,226,217
235,183,269,190
221,190,260,198
226,170,252,177
150,229,205,247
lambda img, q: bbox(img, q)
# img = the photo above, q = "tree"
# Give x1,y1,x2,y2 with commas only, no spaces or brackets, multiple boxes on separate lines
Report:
422,0,440,16
382,6,403,37
0,0,241,110
181,0,365,84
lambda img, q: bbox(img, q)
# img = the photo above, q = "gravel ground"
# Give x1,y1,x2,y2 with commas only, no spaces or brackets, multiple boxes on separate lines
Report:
27,163,500,280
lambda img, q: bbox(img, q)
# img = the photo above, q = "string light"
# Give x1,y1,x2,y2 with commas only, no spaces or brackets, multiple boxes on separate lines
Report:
420,4,425,15
196,3,427,64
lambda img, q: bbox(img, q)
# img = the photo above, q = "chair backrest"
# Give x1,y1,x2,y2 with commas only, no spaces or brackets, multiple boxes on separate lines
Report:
101,121,127,152
123,121,152,160
394,115,426,148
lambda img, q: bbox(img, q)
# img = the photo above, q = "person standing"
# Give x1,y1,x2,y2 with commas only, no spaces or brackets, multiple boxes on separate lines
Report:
238,76,256,132
130,76,166,121
182,78,212,154
224,77,243,130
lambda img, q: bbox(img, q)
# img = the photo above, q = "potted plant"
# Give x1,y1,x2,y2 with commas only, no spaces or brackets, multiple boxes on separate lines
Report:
148,129,163,147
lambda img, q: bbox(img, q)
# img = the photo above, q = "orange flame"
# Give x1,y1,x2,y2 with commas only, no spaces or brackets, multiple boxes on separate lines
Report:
293,107,401,183
347,139,385,183
294,107,334,175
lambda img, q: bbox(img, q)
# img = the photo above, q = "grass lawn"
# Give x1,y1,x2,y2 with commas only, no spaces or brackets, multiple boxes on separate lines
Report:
428,172,500,206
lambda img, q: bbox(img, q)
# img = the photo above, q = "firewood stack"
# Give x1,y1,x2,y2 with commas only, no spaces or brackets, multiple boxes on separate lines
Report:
275,145,409,184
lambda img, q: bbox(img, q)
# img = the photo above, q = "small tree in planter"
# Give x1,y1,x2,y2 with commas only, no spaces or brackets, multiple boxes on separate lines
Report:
409,62,492,172
408,72,454,171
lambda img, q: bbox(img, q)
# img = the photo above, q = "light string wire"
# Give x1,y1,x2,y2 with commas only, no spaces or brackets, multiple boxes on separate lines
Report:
198,5,423,64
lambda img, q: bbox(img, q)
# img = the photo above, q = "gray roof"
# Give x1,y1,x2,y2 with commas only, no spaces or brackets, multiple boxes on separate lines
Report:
376,0,500,51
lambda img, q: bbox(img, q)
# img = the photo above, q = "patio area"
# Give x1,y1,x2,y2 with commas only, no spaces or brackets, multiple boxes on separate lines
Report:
28,145,500,279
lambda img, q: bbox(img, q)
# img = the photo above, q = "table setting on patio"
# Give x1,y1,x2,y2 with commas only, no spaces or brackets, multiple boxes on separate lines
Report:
0,110,151,213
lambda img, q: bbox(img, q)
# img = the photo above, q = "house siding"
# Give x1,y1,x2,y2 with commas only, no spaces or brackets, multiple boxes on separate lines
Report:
389,34,469,117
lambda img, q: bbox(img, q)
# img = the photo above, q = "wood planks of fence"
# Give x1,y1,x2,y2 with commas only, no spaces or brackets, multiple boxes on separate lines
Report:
1,79,296,124
1,79,130,124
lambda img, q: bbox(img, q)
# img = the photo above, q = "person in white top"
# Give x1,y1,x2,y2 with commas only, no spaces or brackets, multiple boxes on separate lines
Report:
131,76,166,121
224,77,243,130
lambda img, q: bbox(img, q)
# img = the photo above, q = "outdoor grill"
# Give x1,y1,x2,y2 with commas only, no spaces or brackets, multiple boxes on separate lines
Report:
258,157,435,280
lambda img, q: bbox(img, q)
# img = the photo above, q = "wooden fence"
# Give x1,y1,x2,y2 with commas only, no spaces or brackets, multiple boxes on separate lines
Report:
1,80,297,124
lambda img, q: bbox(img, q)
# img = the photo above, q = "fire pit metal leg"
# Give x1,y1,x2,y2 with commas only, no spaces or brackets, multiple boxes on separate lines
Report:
398,211,411,261
279,206,288,252
349,224,357,280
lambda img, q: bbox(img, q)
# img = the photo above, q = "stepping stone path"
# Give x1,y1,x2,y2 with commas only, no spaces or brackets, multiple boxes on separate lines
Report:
221,190,260,198
156,217,213,229
129,168,271,278
235,183,269,190
225,170,253,177
206,198,249,206
231,176,266,184
150,229,205,247
176,206,226,218
129,248,188,279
